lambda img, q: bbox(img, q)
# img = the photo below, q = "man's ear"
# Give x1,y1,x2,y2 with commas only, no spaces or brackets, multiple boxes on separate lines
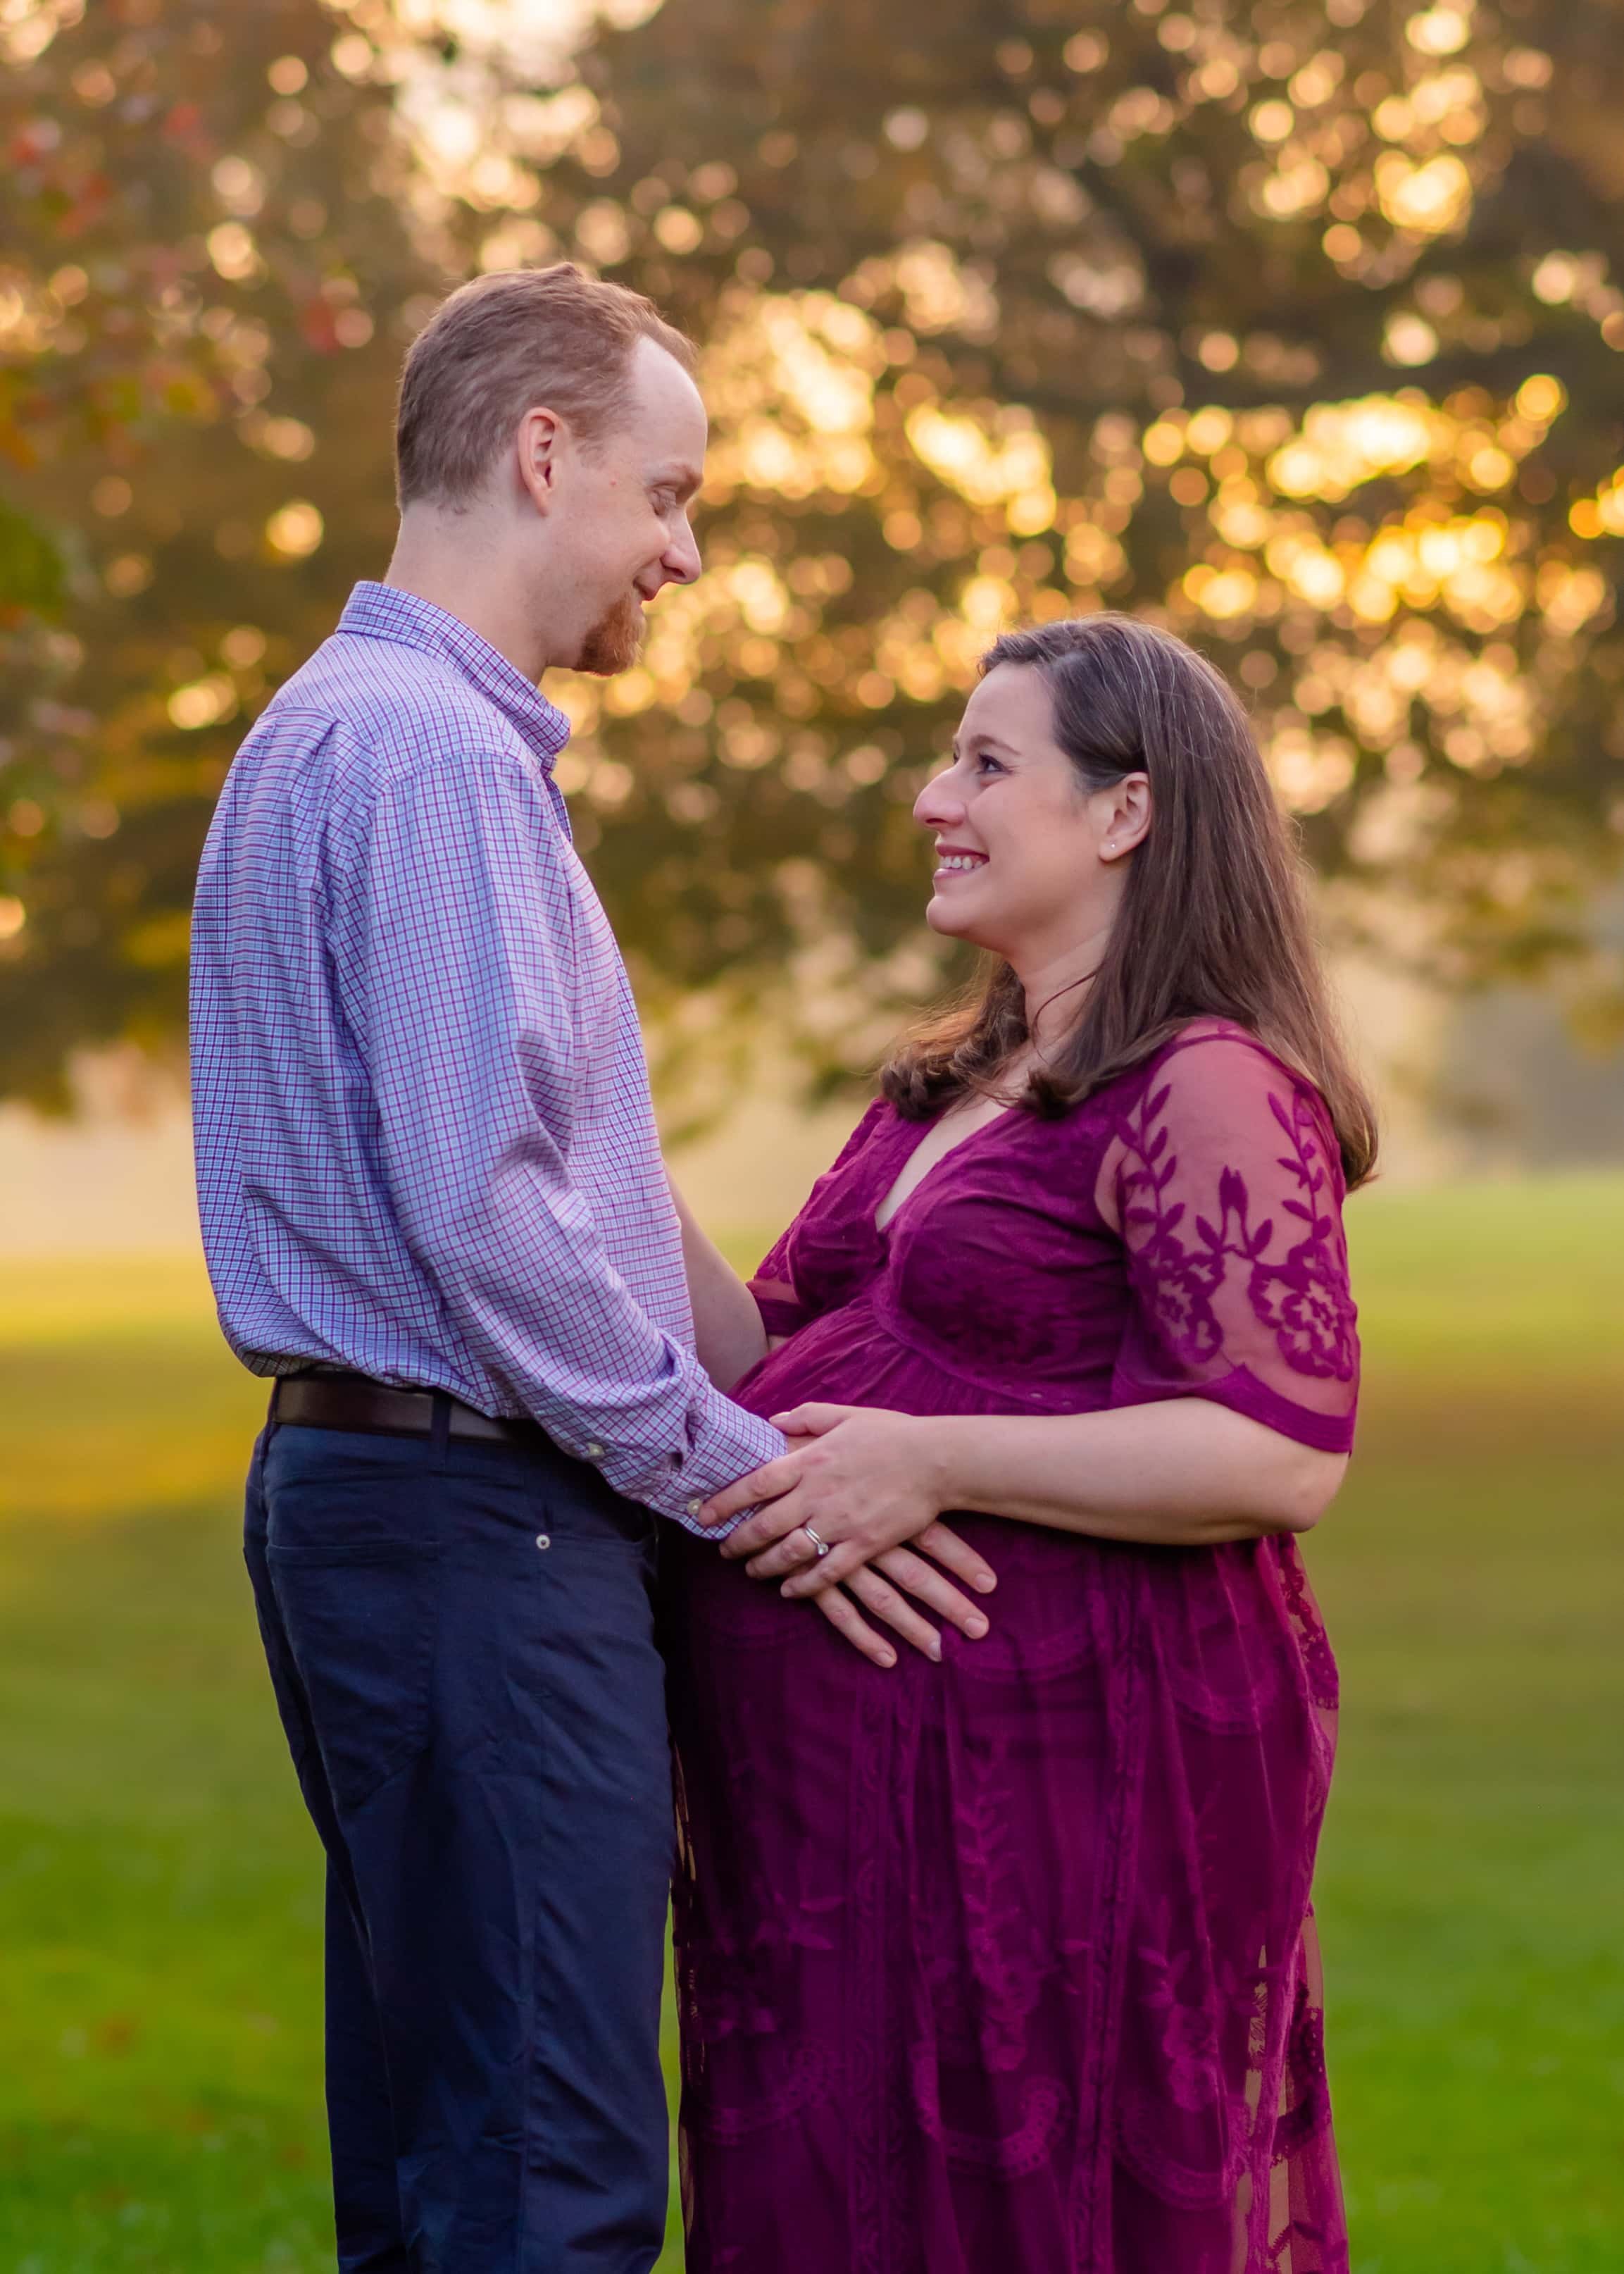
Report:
515,405,564,516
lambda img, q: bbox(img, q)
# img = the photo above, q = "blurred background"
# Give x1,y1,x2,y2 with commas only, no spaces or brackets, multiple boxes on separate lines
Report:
1,1,1621,2268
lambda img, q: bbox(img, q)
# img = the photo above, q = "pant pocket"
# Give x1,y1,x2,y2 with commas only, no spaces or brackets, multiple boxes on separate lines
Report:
267,1543,440,1815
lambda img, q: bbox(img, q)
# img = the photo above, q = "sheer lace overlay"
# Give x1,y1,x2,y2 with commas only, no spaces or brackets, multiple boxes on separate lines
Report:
666,1021,1354,2273
1104,1030,1357,1453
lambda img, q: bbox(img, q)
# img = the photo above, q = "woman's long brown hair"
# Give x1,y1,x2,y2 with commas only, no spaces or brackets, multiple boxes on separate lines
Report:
879,614,1379,1188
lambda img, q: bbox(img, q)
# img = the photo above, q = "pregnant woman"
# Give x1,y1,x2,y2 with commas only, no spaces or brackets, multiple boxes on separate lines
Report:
664,614,1375,2274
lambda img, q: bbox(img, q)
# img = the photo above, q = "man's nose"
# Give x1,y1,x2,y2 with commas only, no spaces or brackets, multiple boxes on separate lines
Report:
664,513,702,588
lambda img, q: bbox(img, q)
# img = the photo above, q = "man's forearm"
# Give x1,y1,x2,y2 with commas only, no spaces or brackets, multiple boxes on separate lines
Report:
401,1170,782,1527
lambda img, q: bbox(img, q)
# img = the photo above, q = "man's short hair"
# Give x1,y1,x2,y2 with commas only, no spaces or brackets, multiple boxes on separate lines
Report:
395,263,699,510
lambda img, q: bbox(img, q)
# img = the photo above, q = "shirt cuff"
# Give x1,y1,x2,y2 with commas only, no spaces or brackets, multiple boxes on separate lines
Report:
634,1400,787,1535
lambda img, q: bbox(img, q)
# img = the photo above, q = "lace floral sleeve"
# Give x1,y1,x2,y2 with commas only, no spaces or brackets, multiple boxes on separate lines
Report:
1106,1029,1359,1453
745,1098,889,1337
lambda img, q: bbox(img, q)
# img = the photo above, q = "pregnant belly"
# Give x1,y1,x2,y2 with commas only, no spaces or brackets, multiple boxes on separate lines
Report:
731,1298,1115,1427
666,1507,1128,1689
664,1510,1323,1754
682,1309,1321,1735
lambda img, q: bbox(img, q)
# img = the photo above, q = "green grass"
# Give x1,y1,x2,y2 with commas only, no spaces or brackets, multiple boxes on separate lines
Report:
1,1178,1621,2271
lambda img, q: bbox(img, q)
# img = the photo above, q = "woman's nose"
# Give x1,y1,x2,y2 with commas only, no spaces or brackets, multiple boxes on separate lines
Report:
913,768,964,827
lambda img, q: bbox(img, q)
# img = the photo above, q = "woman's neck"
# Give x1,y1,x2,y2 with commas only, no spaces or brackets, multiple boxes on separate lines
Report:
1013,924,1115,1063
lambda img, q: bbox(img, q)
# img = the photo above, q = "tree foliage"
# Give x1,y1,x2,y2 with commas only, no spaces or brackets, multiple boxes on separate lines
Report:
0,0,429,1101
4,0,1624,1105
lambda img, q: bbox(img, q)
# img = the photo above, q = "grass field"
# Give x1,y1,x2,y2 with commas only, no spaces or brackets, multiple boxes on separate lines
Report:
1,1178,1621,2273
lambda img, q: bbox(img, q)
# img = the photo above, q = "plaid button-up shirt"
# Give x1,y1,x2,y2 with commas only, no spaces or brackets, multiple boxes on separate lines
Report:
190,581,783,1527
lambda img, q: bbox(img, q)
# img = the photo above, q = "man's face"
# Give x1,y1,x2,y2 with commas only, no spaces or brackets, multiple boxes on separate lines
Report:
549,335,708,676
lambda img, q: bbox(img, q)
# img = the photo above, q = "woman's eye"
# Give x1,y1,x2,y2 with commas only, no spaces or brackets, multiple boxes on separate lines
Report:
975,754,1007,776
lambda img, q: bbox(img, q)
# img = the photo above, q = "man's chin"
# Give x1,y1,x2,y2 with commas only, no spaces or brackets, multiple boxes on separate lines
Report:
573,597,646,678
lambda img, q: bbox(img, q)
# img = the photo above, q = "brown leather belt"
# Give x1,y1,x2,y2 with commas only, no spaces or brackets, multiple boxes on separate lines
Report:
273,1371,541,1446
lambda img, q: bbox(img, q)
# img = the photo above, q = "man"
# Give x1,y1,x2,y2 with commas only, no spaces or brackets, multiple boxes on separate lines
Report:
191,266,981,2273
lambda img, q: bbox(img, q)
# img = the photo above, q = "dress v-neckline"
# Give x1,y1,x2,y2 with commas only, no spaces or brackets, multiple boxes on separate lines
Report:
872,1102,1018,1236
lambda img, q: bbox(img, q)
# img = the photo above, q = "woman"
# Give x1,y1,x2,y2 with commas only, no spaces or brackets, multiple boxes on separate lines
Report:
663,615,1374,2274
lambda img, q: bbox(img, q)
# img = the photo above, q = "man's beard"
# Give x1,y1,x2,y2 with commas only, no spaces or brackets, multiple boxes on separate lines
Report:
575,590,645,676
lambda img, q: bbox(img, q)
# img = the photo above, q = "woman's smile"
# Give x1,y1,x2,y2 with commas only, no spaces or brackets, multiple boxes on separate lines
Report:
932,843,989,880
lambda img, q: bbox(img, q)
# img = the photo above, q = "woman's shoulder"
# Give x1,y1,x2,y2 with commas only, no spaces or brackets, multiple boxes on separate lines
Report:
1096,1020,1340,1175
1123,1017,1318,1105
797,1094,901,1202
835,1094,899,1157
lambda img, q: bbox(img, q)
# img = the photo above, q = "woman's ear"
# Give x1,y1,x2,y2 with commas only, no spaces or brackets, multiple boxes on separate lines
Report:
1097,772,1152,862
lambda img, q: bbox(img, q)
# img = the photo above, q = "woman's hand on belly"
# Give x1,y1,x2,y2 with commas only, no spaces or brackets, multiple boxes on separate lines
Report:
700,1402,992,1608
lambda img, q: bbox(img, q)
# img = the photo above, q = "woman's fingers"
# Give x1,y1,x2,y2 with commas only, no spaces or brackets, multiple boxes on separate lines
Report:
742,1526,823,1582
699,1459,799,1528
872,1546,991,1640
810,1585,897,1669
912,1520,998,1596
841,1565,943,1662
715,1491,811,1555
778,1536,866,1597
766,1402,854,1436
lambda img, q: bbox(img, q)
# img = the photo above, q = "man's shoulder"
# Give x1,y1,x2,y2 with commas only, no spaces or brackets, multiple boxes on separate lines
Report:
251,632,525,781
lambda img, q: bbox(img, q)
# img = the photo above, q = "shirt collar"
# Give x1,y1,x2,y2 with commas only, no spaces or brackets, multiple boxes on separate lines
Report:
337,581,572,771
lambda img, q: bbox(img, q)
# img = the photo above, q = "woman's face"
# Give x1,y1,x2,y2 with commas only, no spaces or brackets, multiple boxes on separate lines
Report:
913,662,1144,967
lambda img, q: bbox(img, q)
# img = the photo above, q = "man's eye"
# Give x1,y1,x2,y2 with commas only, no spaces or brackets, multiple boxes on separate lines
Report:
651,489,677,511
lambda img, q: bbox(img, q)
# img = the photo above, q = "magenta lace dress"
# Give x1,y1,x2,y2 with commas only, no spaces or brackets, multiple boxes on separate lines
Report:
663,1021,1358,2274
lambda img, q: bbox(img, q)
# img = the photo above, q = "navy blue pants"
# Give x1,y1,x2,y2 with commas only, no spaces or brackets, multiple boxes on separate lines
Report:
244,1412,673,2273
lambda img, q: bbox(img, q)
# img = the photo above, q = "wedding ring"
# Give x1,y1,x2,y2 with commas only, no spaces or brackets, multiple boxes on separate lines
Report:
801,1523,832,1560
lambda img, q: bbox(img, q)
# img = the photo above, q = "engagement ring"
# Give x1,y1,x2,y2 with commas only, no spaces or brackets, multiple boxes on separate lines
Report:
802,1524,832,1559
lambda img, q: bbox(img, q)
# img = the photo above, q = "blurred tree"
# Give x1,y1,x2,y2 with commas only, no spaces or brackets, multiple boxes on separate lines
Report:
0,0,432,1102
4,0,1624,1107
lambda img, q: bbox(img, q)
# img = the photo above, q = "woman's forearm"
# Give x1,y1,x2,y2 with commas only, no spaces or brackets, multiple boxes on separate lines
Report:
667,1176,769,1392
931,1398,1347,1546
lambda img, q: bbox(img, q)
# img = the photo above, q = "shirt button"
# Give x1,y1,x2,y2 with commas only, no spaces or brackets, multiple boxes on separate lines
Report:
585,1441,605,1459
686,1498,704,1518
535,1534,551,1552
